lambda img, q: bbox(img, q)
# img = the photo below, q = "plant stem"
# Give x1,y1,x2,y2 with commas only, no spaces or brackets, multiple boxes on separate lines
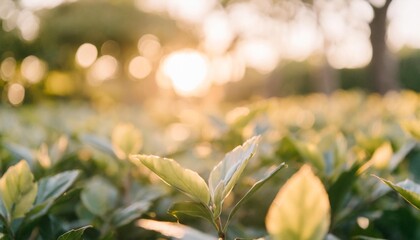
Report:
216,217,225,240
0,216,15,240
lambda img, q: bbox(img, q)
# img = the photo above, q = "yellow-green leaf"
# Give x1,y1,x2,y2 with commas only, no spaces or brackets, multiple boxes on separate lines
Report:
0,160,38,220
266,165,330,240
81,177,118,217
375,176,420,210
358,142,393,174
401,119,420,140
208,136,260,217
112,123,143,159
131,155,210,205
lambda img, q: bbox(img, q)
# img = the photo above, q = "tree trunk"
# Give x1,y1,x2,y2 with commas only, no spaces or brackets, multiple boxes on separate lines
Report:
369,0,399,94
311,56,338,95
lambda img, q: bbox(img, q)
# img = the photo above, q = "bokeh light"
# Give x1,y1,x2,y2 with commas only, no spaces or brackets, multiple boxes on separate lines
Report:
128,56,152,80
21,55,47,83
87,55,118,86
202,11,234,55
17,10,40,41
76,43,98,68
388,0,420,50
137,34,161,59
236,40,279,74
7,83,25,105
0,57,16,81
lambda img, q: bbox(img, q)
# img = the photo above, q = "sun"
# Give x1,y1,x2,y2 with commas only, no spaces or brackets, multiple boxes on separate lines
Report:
160,49,210,97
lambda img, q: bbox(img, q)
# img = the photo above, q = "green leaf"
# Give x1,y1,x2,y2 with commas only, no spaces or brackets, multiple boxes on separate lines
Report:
358,142,393,174
131,155,210,205
401,119,420,140
3,143,34,166
111,201,151,227
25,200,54,222
80,134,116,157
0,160,38,220
168,202,215,229
388,140,416,171
57,225,91,240
224,163,287,231
294,141,325,173
328,164,359,221
208,136,260,217
266,165,330,240
352,236,387,240
375,176,420,210
138,219,215,240
36,170,80,204
112,123,143,159
81,177,118,217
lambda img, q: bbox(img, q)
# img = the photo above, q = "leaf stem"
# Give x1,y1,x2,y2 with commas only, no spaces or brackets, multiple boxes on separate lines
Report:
0,214,15,240
216,217,225,240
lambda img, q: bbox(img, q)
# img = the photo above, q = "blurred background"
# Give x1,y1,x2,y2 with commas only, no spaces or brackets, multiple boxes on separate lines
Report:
1,0,420,106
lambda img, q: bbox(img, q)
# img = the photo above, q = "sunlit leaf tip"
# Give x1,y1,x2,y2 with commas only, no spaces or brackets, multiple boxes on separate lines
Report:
131,154,210,205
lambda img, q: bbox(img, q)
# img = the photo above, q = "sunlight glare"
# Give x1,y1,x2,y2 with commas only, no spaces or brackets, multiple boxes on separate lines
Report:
76,43,98,68
20,0,69,10
166,0,216,23
236,40,279,74
286,13,320,61
327,32,372,69
160,50,210,97
388,0,420,50
202,11,234,54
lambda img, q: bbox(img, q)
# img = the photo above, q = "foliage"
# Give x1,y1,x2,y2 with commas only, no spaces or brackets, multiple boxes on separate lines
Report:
0,91,420,239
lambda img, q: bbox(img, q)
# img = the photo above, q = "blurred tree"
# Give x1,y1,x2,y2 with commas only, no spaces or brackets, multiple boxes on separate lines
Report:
368,0,399,94
35,0,197,70
222,0,399,94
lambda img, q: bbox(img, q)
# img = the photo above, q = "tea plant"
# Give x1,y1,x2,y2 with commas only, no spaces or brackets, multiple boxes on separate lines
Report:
131,136,287,239
0,160,83,239
0,91,419,239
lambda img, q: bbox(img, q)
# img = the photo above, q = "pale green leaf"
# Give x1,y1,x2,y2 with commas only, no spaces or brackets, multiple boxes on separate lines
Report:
111,201,151,227
295,142,325,173
266,165,330,240
208,136,260,217
57,225,91,240
0,160,38,220
131,155,210,205
168,202,216,229
3,143,34,166
358,142,393,174
138,219,215,240
401,119,420,140
112,123,143,159
36,170,80,204
375,176,420,210
81,177,118,217
225,163,287,231
80,134,116,157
